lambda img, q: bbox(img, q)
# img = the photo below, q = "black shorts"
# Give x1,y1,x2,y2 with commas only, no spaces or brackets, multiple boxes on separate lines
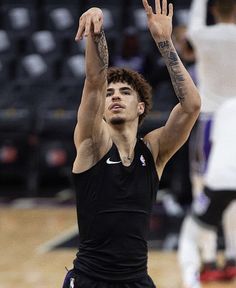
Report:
192,187,236,228
62,269,156,288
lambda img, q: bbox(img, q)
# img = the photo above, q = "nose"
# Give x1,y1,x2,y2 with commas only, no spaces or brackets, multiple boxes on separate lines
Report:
111,94,121,101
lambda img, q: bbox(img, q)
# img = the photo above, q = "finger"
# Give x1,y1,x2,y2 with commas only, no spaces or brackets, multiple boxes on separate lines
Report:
93,16,103,34
162,0,167,15
84,17,92,37
75,17,86,41
155,0,161,14
142,0,153,16
168,3,173,17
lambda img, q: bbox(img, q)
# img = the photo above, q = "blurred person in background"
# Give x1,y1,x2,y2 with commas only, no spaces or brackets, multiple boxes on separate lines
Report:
178,0,236,287
111,26,147,73
179,98,236,288
110,25,160,89
62,0,201,287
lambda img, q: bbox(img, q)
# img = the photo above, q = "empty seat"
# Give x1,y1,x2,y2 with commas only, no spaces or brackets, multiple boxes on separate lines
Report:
1,5,38,35
60,54,85,86
26,30,61,61
47,6,76,32
65,54,85,77
0,81,37,192
0,30,16,61
133,9,148,31
1,4,38,55
35,82,81,138
16,53,56,85
43,5,82,56
0,30,11,54
84,2,123,32
32,81,79,190
41,4,78,50
32,31,56,53
0,84,34,133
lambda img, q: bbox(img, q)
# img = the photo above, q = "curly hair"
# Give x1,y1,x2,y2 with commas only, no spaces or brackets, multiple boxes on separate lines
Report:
107,67,152,124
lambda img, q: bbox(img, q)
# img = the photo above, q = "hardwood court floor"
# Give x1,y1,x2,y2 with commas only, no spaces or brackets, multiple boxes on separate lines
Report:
0,207,235,288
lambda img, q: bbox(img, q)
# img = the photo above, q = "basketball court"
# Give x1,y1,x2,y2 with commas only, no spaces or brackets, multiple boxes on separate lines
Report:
1,206,235,288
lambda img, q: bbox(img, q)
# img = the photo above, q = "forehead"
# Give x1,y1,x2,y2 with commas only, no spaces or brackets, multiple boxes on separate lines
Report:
107,82,133,90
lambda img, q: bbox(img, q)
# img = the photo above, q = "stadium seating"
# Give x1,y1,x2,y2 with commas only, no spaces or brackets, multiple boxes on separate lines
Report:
0,0,192,197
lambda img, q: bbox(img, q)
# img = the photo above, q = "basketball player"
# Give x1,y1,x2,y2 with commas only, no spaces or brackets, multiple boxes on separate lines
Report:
196,98,236,278
62,0,201,287
179,98,236,288
178,0,236,287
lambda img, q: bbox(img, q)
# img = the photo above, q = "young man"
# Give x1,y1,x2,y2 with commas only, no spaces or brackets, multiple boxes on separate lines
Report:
178,0,236,287
62,0,201,287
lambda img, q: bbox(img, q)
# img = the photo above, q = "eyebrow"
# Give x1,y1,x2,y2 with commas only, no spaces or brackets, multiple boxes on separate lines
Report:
107,86,133,92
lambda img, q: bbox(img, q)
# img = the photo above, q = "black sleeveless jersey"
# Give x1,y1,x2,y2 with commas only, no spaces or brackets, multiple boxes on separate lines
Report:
72,139,159,282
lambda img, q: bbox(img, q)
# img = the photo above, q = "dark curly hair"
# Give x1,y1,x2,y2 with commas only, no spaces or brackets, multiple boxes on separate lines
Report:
107,67,152,124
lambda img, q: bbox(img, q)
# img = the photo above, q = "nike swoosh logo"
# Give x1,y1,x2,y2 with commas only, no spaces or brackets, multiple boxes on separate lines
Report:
106,158,122,165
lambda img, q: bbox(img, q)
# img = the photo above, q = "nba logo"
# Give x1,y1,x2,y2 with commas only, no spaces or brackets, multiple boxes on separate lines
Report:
140,155,146,166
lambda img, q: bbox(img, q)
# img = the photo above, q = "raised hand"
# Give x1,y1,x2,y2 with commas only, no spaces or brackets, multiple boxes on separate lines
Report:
142,0,173,41
75,8,103,41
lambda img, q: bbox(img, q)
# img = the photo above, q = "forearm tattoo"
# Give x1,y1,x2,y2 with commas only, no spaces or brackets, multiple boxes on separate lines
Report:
158,41,185,103
93,29,109,70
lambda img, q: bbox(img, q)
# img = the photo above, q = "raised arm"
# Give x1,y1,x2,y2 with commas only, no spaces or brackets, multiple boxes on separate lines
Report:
73,8,111,172
142,0,201,177
188,0,208,41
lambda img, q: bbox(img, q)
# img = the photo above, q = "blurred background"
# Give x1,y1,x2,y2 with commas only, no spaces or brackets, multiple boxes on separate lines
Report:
0,0,231,288
0,0,196,208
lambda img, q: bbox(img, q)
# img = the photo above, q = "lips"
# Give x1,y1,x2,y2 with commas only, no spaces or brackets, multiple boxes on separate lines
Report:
109,103,125,110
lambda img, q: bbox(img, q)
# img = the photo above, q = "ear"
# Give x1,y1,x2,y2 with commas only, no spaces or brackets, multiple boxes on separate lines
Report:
138,102,145,115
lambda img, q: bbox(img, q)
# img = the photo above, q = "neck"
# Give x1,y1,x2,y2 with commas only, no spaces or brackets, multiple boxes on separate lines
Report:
215,15,235,24
108,120,138,141
110,127,137,148
108,123,138,162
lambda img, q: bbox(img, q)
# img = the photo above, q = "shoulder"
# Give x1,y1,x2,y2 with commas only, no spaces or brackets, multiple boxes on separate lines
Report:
73,121,113,173
143,127,163,159
188,25,220,46
142,129,165,178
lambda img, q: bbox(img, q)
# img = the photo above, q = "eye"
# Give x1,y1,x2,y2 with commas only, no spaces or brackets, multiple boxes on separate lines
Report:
106,92,112,97
123,90,131,95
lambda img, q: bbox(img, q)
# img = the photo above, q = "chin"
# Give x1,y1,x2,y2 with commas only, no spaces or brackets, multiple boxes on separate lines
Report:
110,117,125,125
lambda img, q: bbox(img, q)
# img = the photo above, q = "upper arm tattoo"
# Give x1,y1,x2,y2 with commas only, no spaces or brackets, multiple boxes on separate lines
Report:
93,29,109,70
158,41,185,103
